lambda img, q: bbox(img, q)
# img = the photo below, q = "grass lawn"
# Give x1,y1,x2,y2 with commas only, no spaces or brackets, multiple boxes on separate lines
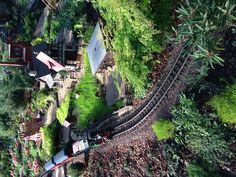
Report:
72,50,113,128
152,120,175,140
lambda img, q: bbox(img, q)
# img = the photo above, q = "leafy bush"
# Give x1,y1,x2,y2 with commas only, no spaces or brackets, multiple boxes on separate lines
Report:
92,0,161,98
208,83,236,124
56,92,71,124
152,120,175,140
40,123,58,158
32,90,54,112
172,95,232,166
173,0,236,68
72,50,112,128
186,163,208,177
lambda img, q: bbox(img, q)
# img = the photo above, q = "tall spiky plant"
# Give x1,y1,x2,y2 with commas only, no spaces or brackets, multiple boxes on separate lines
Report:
173,0,236,68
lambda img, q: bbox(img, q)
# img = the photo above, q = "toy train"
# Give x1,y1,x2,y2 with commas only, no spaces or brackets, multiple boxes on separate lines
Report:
44,139,89,172
43,131,111,173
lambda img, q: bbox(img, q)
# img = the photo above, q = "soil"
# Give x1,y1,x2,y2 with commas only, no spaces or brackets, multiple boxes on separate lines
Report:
83,137,167,177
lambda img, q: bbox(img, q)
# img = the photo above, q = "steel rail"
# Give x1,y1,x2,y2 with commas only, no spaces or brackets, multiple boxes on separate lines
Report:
112,53,190,138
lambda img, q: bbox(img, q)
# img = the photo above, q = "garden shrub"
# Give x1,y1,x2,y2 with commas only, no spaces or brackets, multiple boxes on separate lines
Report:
17,12,39,42
40,122,58,158
208,83,236,124
172,95,232,167
56,92,71,124
135,0,174,42
31,37,43,46
31,89,54,112
152,120,175,140
173,0,236,68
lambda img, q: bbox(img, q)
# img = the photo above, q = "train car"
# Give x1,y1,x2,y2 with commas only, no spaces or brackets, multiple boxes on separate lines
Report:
44,139,89,172
72,139,89,155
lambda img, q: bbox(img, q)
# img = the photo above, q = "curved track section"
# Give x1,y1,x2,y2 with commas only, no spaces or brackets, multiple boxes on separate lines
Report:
112,53,190,138
90,44,190,140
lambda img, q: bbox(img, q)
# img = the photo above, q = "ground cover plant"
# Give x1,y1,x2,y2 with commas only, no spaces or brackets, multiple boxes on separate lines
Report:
56,92,71,124
208,82,236,124
152,120,175,140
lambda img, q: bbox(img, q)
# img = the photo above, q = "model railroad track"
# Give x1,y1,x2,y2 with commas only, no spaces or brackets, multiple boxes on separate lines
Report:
112,56,190,138
89,44,191,140
37,45,191,177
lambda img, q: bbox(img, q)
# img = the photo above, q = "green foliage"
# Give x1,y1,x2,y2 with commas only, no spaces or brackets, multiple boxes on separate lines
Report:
31,37,43,46
0,68,33,138
152,120,175,140
42,0,86,42
32,89,54,112
186,163,209,177
135,0,174,42
67,163,84,177
40,122,58,158
72,50,112,128
173,0,236,68
0,149,11,176
56,92,71,124
17,12,39,42
92,0,161,98
208,83,236,124
172,95,232,166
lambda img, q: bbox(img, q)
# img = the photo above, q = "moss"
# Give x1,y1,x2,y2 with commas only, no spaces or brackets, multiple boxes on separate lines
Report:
208,83,236,124
152,120,175,140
